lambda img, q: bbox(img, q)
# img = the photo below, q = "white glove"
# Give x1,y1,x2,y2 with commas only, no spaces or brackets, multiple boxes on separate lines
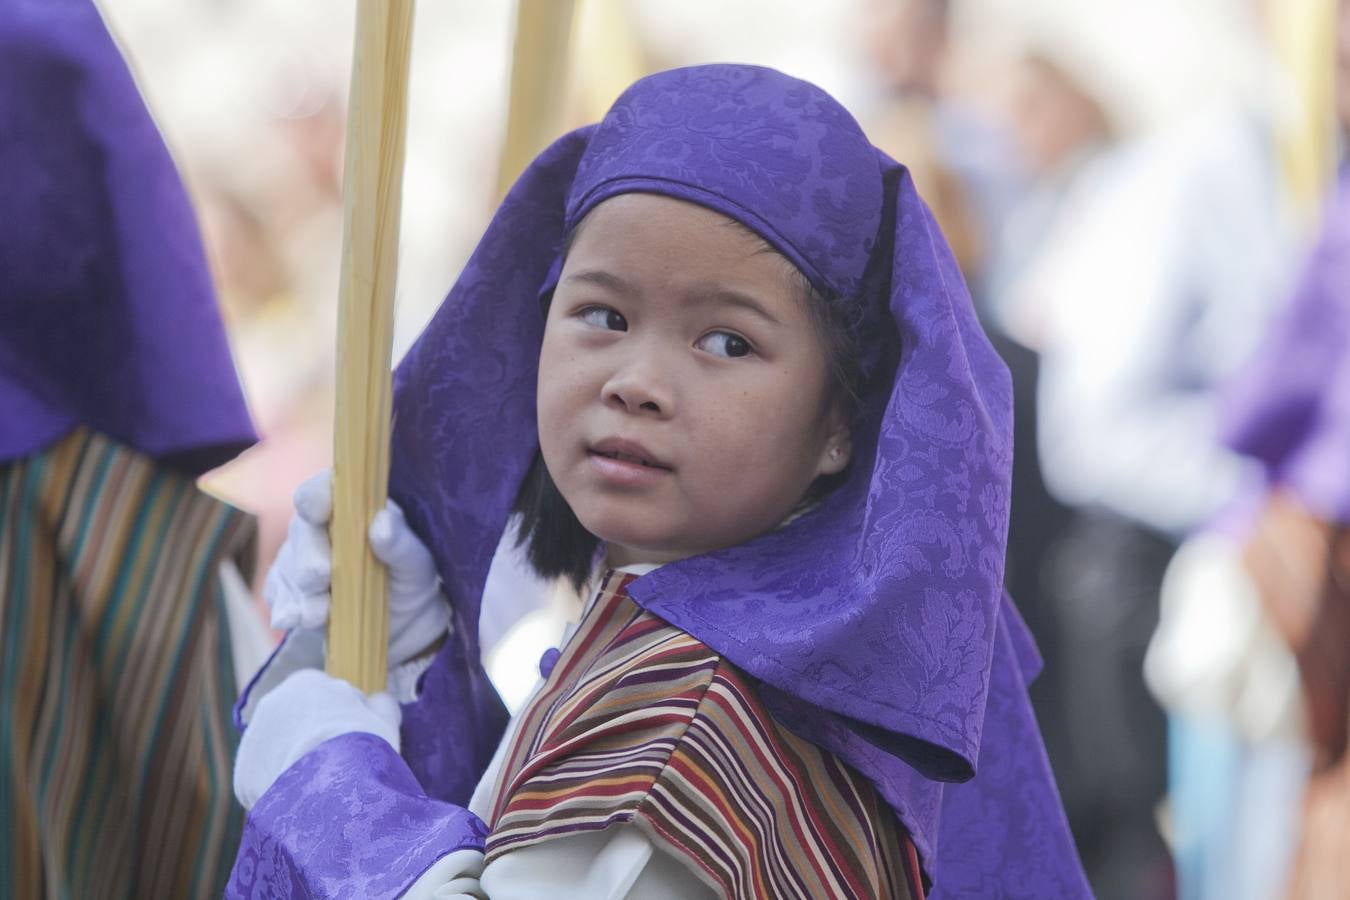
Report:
265,470,452,666
233,668,401,810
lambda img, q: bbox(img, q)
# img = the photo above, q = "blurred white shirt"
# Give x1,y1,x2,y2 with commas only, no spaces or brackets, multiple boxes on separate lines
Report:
1014,108,1295,535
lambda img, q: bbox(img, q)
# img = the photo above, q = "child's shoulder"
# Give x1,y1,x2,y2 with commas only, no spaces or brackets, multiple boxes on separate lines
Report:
496,576,921,896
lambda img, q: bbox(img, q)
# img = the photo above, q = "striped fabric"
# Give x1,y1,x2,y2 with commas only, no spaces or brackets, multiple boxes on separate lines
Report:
1,429,256,899
486,571,926,899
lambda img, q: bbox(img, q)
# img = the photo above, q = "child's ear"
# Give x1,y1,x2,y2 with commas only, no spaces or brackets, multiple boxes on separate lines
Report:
816,404,852,477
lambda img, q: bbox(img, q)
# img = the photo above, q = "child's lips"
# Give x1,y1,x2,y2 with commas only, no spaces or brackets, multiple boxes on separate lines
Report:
588,437,672,471
587,451,672,486
587,438,673,486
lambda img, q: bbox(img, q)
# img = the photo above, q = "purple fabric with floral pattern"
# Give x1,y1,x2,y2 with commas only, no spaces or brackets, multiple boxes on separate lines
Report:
1222,168,1350,523
381,65,1087,894
227,733,488,898
567,65,883,301
0,0,255,474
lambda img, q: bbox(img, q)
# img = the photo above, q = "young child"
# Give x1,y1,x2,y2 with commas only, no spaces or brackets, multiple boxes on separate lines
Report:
230,65,1089,898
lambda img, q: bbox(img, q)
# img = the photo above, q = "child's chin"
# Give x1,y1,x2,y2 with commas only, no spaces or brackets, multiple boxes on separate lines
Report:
582,519,692,565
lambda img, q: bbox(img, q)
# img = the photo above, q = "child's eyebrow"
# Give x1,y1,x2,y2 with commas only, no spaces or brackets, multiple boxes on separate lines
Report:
562,269,782,327
684,286,782,327
562,268,633,296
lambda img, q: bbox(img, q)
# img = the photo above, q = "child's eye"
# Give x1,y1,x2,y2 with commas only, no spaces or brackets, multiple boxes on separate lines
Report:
578,306,628,331
696,331,754,359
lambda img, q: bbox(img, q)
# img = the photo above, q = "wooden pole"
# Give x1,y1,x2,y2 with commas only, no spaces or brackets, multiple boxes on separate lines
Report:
327,0,415,694
1270,0,1337,226
573,0,647,124
496,0,578,202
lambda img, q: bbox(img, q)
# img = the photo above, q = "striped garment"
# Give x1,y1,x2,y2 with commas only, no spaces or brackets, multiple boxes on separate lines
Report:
486,570,926,899
1,429,256,899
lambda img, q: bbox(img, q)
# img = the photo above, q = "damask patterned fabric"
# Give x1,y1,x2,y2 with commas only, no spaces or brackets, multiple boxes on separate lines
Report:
0,0,255,473
228,733,489,898
486,571,925,899
370,64,1088,894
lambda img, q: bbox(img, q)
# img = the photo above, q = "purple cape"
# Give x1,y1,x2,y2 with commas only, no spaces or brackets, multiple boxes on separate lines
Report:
384,65,1087,894
0,0,255,474
1223,167,1350,524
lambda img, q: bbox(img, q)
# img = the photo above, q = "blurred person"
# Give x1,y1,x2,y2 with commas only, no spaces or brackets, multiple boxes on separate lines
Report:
1187,7,1350,894
858,0,1022,286
994,2,1299,897
1216,165,1350,900
0,2,267,896
1161,163,1350,900
1140,1,1346,896
984,52,1114,322
864,0,993,282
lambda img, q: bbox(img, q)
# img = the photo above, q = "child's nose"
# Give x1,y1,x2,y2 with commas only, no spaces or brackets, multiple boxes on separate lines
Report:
600,355,673,417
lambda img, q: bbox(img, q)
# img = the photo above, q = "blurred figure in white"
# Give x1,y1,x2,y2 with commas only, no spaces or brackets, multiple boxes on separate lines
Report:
974,1,1312,897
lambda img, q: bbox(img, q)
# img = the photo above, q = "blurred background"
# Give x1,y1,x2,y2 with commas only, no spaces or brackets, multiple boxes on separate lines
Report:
95,1,1349,897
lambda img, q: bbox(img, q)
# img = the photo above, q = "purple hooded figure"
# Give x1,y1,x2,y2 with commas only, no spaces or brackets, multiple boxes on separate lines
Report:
1217,168,1350,894
1,0,258,896
231,65,1089,898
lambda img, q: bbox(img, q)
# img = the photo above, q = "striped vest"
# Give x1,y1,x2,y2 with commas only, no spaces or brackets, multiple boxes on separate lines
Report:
486,571,926,899
0,430,256,899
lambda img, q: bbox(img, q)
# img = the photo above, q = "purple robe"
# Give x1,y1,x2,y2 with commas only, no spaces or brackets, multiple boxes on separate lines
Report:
233,65,1089,898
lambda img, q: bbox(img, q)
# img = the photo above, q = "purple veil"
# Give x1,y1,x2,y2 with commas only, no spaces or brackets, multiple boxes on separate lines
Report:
0,0,255,474
388,65,1087,894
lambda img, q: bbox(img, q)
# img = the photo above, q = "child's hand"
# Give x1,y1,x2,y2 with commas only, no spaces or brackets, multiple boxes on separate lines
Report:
233,668,401,809
265,470,453,665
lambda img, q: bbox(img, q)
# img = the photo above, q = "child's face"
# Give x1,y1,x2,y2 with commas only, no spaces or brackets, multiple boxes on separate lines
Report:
537,193,851,567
